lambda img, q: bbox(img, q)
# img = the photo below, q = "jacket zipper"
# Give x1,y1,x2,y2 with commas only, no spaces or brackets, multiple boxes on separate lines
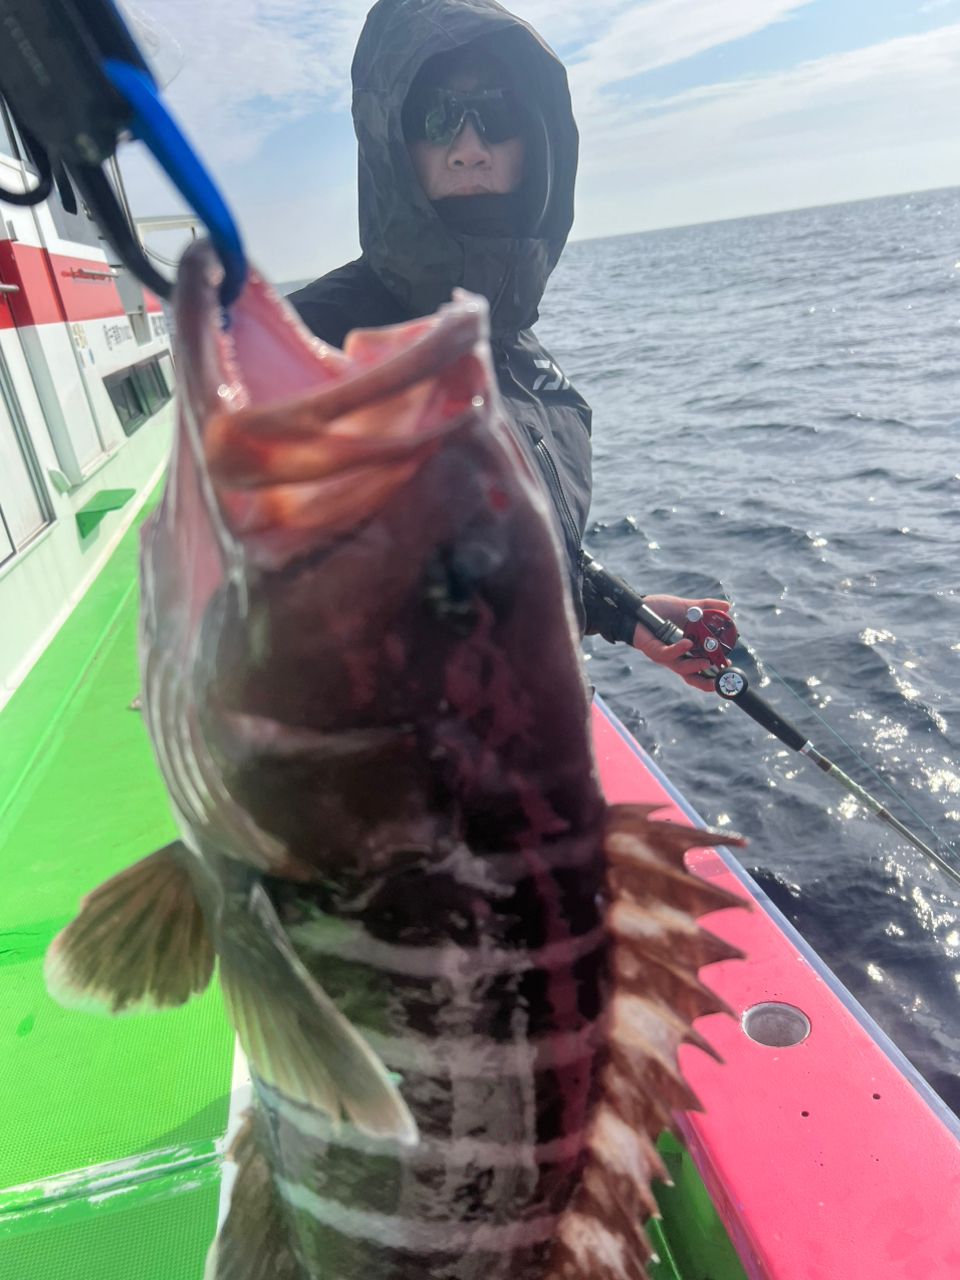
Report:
496,343,578,558
535,436,581,556
492,339,581,558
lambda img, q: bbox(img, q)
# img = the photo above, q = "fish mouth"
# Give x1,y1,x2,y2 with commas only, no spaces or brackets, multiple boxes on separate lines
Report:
174,240,491,546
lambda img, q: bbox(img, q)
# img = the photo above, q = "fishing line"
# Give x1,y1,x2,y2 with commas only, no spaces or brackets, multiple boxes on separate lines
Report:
582,555,960,891
745,642,959,865
711,659,960,890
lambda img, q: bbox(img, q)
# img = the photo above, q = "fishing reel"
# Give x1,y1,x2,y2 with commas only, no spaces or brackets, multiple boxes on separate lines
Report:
681,605,738,669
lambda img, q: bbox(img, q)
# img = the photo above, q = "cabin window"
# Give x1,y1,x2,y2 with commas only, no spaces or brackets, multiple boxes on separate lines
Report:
47,196,107,251
0,378,51,567
105,371,147,435
157,352,175,393
104,357,173,437
134,360,168,416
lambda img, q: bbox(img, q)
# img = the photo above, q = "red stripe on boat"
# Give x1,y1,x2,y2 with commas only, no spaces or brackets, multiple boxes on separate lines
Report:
0,242,127,326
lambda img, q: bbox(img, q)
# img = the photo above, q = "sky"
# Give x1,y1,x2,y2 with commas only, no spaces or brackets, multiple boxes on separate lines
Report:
118,0,960,285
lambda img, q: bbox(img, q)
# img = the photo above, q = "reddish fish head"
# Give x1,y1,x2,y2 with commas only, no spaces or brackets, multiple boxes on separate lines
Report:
165,239,496,566
140,240,590,877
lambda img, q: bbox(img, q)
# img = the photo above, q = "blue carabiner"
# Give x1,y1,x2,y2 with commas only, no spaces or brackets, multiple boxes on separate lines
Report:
103,59,247,309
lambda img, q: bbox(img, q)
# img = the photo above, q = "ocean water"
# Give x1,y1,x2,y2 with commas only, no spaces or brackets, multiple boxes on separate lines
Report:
281,186,960,1110
534,187,960,1111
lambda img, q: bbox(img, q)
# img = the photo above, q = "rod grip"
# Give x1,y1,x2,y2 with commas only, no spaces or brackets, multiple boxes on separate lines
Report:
716,669,808,752
580,556,684,644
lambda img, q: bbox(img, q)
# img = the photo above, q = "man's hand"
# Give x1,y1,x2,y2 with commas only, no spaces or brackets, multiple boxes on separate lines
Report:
630,596,732,693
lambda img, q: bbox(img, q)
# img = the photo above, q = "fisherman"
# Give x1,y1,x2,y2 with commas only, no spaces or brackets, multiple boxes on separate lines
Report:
290,0,728,691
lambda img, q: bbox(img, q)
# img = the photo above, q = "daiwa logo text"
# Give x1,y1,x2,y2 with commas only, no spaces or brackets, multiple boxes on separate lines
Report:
532,359,570,393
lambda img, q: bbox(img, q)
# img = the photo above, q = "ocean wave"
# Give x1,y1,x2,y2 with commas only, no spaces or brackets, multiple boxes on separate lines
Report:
542,187,960,1110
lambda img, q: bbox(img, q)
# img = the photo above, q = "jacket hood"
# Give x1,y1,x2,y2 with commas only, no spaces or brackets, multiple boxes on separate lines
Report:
351,0,578,333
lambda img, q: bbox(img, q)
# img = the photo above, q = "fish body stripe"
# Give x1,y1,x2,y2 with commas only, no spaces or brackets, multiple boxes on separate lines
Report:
269,862,605,1268
261,1080,588,1166
276,1178,560,1252
288,920,606,979
360,1020,601,1075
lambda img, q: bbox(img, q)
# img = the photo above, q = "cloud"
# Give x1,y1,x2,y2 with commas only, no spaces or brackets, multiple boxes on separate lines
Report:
121,0,365,164
567,0,813,104
118,0,815,277
573,23,960,237
113,3,960,279
123,0,812,162
504,0,639,53
115,0,369,278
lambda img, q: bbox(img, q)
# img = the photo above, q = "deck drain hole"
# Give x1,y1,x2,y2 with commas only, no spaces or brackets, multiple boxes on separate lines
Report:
742,1002,811,1047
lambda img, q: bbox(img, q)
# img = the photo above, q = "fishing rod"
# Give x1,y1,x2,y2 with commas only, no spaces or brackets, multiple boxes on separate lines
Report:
582,557,960,891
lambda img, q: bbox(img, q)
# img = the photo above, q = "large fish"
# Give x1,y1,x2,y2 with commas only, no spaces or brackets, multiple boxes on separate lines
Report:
46,240,741,1280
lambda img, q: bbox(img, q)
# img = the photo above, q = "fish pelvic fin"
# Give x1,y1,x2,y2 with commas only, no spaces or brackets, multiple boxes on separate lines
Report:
217,883,418,1146
204,1109,303,1280
549,805,747,1280
45,842,214,1014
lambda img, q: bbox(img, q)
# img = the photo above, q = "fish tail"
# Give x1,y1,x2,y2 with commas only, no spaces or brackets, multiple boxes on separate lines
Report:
549,804,745,1280
45,841,214,1014
205,1108,304,1280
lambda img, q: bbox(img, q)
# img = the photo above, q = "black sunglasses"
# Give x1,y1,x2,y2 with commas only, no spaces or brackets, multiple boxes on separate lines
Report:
407,87,522,146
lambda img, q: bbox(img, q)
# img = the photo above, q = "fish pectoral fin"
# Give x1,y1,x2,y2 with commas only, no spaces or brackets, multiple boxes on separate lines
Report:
204,1109,302,1280
218,884,418,1146
45,842,214,1015
549,805,748,1280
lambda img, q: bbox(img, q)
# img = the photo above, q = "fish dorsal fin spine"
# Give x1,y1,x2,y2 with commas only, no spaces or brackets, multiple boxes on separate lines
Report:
549,805,745,1280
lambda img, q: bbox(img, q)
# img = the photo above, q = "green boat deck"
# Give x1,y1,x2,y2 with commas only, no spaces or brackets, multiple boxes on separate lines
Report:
0,500,745,1279
0,498,234,1279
